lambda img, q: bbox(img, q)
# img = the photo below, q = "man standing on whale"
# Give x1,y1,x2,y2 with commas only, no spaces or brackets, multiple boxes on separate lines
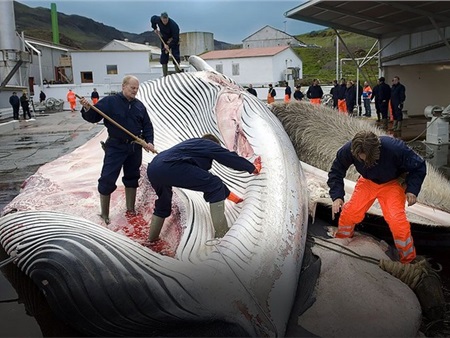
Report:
80,75,155,224
151,12,181,76
327,130,426,264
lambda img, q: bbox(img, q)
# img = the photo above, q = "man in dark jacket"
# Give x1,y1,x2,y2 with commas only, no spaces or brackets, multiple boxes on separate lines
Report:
336,78,347,113
306,79,323,104
39,91,46,103
330,80,339,109
9,92,20,120
376,77,391,129
151,12,181,76
147,134,261,240
327,131,426,264
344,81,356,116
390,76,406,131
371,83,381,122
293,85,304,101
80,75,155,224
20,92,32,120
284,85,292,102
246,84,257,97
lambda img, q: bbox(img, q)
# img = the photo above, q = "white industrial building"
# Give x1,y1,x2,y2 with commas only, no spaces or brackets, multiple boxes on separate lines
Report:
200,46,303,87
242,25,307,49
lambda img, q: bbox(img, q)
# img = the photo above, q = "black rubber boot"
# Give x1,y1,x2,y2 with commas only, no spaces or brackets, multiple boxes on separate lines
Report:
162,64,168,77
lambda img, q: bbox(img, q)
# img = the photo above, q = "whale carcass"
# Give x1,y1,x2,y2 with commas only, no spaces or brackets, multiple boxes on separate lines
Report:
270,101,450,227
0,56,308,336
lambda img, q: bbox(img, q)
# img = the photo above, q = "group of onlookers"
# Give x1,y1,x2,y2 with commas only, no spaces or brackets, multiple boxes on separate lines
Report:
9,91,32,120
330,76,406,131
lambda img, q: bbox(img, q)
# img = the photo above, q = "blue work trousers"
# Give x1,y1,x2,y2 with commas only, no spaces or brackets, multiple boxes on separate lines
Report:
147,161,229,218
98,138,142,195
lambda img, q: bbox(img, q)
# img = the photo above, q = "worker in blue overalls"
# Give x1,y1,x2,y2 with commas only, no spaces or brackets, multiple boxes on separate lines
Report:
151,12,181,76
80,75,155,224
147,134,262,240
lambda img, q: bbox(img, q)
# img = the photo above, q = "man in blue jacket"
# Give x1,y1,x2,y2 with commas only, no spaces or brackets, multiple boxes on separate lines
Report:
151,12,181,76
327,131,426,264
147,134,261,240
376,77,391,129
9,92,20,120
80,75,155,224
390,76,406,132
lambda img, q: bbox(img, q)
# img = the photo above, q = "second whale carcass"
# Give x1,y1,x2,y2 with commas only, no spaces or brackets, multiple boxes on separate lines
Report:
0,56,308,336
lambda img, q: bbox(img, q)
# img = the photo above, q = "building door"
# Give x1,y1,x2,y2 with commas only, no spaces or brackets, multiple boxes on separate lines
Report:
28,77,34,95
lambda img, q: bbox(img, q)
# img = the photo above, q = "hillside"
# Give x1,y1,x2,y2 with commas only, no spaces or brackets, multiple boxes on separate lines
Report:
13,1,233,50
295,29,379,84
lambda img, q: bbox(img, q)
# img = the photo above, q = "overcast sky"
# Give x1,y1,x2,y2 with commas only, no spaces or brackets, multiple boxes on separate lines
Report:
18,0,325,44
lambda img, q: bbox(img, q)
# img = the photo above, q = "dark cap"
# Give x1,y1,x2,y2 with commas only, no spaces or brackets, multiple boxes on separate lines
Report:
378,76,385,82
160,12,168,18
296,85,301,89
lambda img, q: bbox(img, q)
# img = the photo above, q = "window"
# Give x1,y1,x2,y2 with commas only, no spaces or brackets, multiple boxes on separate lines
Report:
216,64,223,73
232,63,240,76
80,71,93,83
106,65,118,75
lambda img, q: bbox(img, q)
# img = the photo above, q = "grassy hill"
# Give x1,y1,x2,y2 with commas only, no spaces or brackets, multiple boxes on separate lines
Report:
13,1,232,50
295,29,379,85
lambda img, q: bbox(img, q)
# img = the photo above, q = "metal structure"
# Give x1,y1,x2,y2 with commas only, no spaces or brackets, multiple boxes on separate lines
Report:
0,0,31,91
424,105,450,145
284,1,450,117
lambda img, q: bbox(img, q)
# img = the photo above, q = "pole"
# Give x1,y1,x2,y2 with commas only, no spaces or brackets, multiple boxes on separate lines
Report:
336,33,339,80
155,32,182,72
75,93,156,153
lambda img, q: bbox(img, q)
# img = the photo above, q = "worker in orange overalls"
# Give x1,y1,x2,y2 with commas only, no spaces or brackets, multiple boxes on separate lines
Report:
91,88,100,105
337,78,347,113
67,89,76,112
284,84,291,102
267,84,276,104
327,131,426,264
306,79,323,105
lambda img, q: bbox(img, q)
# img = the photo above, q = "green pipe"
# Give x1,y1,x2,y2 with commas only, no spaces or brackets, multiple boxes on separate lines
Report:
51,3,59,44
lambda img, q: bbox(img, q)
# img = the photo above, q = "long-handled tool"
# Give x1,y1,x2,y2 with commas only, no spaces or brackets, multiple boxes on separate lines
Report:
155,31,182,72
75,93,157,153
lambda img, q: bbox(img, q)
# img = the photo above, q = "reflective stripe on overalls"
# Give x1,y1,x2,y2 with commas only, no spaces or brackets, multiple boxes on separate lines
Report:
336,177,416,264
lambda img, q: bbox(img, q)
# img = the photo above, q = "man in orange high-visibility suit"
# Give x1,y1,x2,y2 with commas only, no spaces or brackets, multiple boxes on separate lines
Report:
327,131,426,264
67,89,76,112
267,84,276,104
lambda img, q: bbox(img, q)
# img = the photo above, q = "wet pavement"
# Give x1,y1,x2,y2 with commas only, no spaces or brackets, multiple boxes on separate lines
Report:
0,111,102,212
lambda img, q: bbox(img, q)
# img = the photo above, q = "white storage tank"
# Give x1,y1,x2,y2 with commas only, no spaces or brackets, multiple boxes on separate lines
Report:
180,32,214,59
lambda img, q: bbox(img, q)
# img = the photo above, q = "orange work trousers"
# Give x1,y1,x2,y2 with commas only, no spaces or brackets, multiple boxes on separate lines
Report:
267,95,275,104
92,98,99,105
69,100,76,111
338,99,347,113
336,177,416,264
309,98,321,105
284,94,290,102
